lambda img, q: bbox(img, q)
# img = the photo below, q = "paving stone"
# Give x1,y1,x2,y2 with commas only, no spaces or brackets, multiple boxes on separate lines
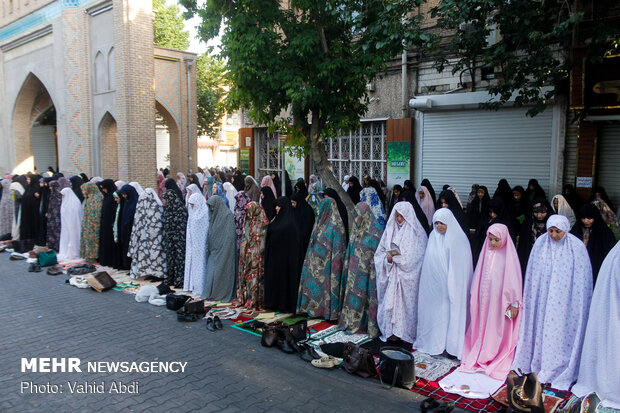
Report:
0,256,468,413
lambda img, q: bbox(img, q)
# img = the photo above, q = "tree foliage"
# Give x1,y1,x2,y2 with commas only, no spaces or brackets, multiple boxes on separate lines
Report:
153,0,190,50
431,0,620,116
196,54,226,138
179,0,435,210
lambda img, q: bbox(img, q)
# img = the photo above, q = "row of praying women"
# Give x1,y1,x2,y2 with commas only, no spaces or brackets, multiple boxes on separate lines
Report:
2,170,618,405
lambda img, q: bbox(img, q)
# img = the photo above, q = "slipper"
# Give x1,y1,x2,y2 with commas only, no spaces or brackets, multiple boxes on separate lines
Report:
420,397,440,413
311,356,340,369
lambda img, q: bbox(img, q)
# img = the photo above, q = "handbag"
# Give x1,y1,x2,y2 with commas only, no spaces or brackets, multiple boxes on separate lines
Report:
506,370,544,413
260,322,285,347
184,299,206,315
286,320,310,343
342,342,377,378
378,346,416,389
38,250,58,267
12,239,34,253
86,272,117,292
67,263,97,275
166,294,191,311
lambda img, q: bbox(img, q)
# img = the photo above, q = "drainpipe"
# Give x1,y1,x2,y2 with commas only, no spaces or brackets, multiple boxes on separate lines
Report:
185,58,193,173
402,48,408,119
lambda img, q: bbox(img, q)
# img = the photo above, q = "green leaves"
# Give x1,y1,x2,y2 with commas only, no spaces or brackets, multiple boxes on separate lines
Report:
196,55,226,138
153,0,190,50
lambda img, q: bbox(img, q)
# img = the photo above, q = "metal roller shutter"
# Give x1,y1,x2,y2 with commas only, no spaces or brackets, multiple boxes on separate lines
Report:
564,121,578,187
597,124,620,210
31,125,57,173
422,108,553,206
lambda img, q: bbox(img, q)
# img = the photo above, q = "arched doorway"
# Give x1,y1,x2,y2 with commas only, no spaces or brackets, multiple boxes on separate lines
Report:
156,100,179,171
13,73,57,174
98,112,118,178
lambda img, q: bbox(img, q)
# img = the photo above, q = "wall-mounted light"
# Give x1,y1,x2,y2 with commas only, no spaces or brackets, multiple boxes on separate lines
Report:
408,98,432,109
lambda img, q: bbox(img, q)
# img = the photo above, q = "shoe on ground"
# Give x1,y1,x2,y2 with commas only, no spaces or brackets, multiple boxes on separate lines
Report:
311,356,340,369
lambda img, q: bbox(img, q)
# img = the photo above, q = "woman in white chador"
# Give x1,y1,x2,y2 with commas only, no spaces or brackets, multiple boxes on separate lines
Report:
183,192,209,295
415,208,473,358
572,241,620,408
511,215,592,391
58,187,84,261
374,201,428,344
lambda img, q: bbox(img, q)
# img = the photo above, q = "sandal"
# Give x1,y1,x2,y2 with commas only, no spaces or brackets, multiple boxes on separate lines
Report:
311,356,340,369
420,397,440,413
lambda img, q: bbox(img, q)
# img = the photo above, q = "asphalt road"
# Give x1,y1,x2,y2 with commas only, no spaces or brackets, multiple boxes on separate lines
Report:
0,254,467,413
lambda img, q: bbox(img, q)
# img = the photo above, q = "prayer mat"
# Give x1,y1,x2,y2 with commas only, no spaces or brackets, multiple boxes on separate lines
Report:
410,377,505,413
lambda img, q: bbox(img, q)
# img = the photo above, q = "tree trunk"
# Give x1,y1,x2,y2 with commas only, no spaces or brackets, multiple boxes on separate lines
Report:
309,111,356,225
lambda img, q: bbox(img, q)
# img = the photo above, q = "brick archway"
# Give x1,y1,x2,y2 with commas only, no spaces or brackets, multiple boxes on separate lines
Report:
98,112,118,179
12,73,56,174
155,99,180,172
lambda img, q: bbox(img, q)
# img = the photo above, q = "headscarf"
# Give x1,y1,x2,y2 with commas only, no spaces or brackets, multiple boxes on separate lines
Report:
517,197,553,276
338,202,383,337
244,176,260,202
573,242,620,406
341,175,351,192
69,175,85,202
359,186,387,229
237,201,269,309
188,174,203,192
399,190,431,235
0,179,14,236
223,182,238,213
416,185,435,227
263,196,303,313
157,172,166,198
291,191,315,261
374,201,428,344
512,185,529,220
590,186,615,213
129,181,144,197
162,189,188,288
204,195,237,302
460,224,522,379
308,174,323,194
20,174,41,240
570,203,617,283
115,180,126,191
346,176,362,204
185,184,201,207
9,179,25,240
90,176,103,184
213,181,229,208
467,184,479,205
164,178,183,202
467,185,490,230
438,189,469,234
232,170,246,192
297,198,346,320
98,179,118,267
205,176,215,198
415,208,473,357
79,182,103,261
260,186,276,221
58,187,84,261
176,172,187,195
421,178,436,206
117,184,139,238
562,184,581,213
294,180,309,199
525,178,546,202
234,191,251,251
261,175,277,199
79,173,89,183
493,179,514,211
552,194,576,227
128,189,166,279
284,170,293,198
271,172,282,197
512,215,593,390
323,188,349,241
184,192,209,295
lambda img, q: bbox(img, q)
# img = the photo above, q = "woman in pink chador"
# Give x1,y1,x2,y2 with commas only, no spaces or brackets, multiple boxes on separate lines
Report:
460,223,522,380
260,175,277,199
